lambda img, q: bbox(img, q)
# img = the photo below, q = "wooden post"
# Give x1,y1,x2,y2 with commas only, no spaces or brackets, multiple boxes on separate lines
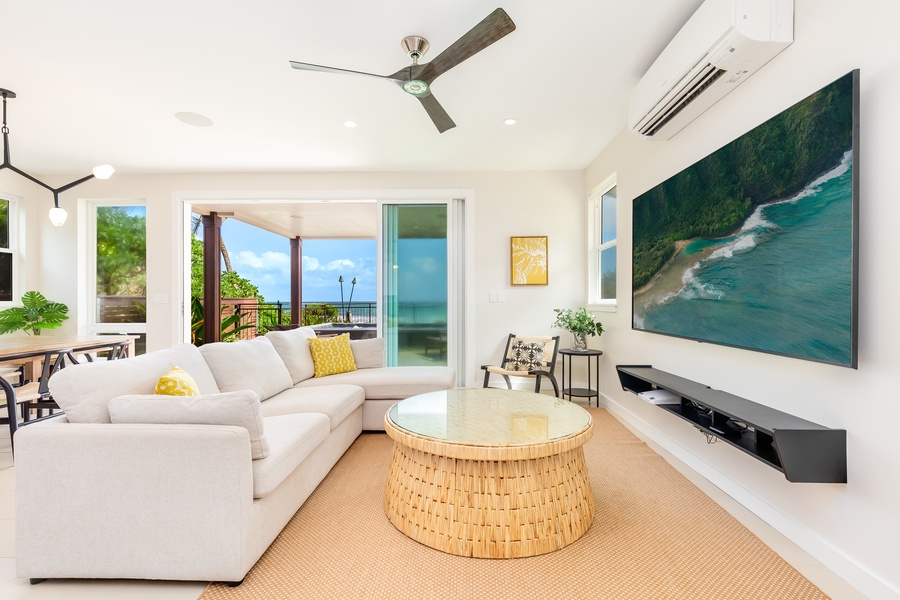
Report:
202,213,222,343
290,237,302,326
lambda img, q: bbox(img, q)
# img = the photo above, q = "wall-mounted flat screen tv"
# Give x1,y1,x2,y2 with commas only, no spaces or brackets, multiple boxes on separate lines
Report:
632,70,859,368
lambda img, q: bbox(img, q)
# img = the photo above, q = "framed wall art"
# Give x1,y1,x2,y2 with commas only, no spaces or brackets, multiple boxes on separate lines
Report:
510,236,548,286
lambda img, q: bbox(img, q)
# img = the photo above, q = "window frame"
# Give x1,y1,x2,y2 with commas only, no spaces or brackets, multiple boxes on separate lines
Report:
587,175,617,311
0,195,21,306
84,200,148,340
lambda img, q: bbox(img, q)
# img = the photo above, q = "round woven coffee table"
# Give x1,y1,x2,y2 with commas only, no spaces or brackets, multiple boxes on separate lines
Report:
383,388,594,558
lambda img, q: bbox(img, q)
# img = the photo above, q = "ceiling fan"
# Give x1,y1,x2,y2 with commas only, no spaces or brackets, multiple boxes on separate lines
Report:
289,8,516,133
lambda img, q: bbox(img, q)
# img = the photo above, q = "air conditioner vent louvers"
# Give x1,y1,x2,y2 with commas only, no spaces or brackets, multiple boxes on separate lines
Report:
627,0,794,140
639,65,727,136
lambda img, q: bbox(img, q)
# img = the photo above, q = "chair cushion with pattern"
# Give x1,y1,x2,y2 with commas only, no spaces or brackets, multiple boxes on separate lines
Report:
507,340,545,372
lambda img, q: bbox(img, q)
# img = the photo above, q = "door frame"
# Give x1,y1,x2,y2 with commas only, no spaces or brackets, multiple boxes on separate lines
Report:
175,188,476,386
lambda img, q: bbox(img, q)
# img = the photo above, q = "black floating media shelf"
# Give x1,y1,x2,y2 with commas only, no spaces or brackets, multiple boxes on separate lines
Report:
616,365,847,483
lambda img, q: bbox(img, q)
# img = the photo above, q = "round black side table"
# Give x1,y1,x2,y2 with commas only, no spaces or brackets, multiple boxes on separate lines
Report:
560,348,603,407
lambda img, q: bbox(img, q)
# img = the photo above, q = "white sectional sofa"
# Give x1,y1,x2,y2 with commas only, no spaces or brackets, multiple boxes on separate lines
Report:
14,328,454,584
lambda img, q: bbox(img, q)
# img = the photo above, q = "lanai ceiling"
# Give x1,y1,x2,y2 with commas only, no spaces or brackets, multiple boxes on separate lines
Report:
4,1,705,236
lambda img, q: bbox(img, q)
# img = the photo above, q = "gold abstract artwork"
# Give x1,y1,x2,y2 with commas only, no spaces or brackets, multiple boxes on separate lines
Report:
511,236,548,285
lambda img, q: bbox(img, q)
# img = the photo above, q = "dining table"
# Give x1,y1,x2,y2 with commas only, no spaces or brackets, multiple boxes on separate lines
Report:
1,334,138,451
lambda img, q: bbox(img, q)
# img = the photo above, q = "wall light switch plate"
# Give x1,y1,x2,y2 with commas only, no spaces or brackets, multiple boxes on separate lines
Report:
497,291,506,303
489,292,498,303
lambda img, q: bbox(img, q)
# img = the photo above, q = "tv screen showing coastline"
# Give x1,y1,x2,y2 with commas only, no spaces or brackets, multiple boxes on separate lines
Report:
632,70,858,368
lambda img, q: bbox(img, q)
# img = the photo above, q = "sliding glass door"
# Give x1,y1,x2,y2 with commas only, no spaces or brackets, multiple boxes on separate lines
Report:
382,204,448,367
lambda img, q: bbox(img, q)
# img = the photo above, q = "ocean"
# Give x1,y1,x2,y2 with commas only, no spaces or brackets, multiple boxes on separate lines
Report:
634,151,854,365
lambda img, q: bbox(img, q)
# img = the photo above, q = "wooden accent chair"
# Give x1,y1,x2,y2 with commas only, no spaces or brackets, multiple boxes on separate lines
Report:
481,334,561,397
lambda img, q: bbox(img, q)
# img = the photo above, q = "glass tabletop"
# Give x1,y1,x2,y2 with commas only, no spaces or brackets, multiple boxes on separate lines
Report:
388,388,591,445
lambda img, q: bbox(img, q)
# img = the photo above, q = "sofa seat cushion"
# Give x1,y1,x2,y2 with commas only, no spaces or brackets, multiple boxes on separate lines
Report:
199,336,293,401
252,413,330,499
48,343,220,424
293,366,456,400
260,384,364,431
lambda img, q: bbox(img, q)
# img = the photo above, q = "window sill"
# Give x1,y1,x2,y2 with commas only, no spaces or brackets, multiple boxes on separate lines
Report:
586,303,617,313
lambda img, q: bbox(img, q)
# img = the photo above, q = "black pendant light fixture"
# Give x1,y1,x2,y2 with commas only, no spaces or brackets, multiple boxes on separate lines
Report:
1,88,114,226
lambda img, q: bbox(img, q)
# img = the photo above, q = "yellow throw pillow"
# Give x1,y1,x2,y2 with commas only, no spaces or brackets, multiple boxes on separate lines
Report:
308,333,357,378
155,365,201,396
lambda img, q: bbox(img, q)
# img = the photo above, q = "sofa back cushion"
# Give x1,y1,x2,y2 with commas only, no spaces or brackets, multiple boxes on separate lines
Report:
199,336,292,401
108,390,270,459
48,343,220,424
349,337,385,369
265,327,317,384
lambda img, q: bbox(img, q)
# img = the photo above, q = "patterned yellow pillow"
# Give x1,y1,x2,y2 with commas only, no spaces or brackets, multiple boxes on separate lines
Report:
155,365,201,396
308,333,357,378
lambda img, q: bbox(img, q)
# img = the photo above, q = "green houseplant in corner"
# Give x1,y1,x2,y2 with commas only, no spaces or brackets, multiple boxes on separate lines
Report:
0,290,70,335
552,307,603,351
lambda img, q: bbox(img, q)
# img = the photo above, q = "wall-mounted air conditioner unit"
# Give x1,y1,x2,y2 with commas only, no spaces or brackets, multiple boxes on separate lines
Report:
628,0,793,140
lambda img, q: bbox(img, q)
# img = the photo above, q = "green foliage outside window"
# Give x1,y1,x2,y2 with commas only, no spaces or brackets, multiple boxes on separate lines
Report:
97,207,146,297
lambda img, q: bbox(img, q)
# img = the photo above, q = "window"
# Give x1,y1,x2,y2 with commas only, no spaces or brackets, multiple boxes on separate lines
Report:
0,198,16,302
588,179,617,306
87,202,148,354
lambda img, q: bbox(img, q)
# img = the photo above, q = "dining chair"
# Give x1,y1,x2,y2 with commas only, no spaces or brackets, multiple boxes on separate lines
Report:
1,371,42,455
29,348,80,419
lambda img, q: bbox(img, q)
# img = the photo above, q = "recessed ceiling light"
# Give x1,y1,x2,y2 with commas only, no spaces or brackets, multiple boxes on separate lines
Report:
503,118,517,126
175,112,214,127
343,120,358,128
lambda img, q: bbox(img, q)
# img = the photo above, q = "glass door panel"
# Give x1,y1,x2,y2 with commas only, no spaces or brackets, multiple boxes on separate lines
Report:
382,204,448,366
90,204,148,354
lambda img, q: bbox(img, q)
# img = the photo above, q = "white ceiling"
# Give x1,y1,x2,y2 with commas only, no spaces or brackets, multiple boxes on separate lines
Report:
3,0,705,177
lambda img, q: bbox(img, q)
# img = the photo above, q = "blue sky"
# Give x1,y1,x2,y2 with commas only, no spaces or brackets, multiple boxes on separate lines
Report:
219,219,376,303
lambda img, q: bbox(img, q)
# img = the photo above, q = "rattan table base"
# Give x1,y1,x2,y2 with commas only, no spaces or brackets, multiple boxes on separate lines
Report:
384,415,594,559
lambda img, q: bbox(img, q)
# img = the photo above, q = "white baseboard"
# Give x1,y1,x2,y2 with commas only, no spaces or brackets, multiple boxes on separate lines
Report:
600,394,899,600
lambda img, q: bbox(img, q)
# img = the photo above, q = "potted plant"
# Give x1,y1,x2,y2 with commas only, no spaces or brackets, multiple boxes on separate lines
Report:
552,307,603,351
0,290,70,335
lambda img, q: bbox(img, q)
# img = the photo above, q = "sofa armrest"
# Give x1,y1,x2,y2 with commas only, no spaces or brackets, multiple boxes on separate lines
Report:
15,421,256,582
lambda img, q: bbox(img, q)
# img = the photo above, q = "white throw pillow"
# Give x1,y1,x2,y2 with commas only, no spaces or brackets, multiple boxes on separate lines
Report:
265,327,317,384
199,336,292,401
108,390,269,459
350,337,385,369
49,343,220,424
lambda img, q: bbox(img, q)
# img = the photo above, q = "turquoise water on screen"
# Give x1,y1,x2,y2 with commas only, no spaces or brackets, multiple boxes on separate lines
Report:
639,152,854,365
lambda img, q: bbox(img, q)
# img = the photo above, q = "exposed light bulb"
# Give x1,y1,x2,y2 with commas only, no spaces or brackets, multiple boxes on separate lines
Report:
48,206,68,226
92,164,115,179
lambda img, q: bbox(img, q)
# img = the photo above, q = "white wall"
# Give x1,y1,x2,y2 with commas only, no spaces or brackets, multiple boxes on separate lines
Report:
6,170,585,386
584,1,900,597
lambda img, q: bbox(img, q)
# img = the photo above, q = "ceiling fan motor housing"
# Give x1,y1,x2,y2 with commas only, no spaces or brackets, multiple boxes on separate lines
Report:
401,36,429,62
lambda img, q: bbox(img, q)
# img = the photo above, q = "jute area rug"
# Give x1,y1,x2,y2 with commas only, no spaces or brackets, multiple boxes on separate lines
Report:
202,408,828,600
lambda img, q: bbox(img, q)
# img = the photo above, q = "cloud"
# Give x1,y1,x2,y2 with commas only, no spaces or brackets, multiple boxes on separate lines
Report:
303,256,356,272
234,250,290,274
303,256,320,270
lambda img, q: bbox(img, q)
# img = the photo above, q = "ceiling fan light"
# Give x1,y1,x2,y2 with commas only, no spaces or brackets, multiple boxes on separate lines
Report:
402,80,429,97
92,164,115,179
48,206,68,226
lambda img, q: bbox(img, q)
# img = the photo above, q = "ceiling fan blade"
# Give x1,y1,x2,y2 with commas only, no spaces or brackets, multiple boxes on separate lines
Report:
289,60,402,83
417,92,456,133
419,8,516,83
